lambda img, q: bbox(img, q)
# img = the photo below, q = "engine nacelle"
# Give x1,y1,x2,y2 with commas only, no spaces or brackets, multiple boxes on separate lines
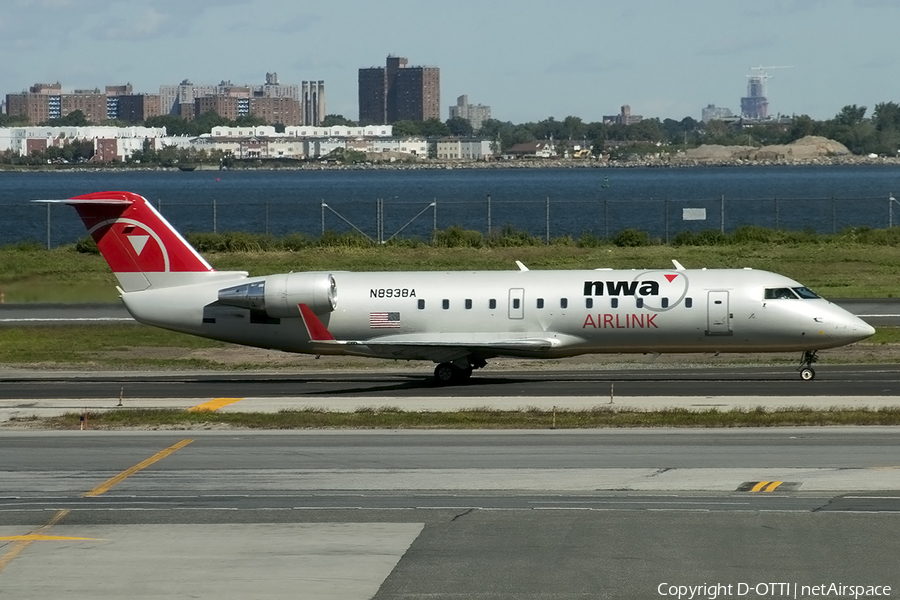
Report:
218,272,337,317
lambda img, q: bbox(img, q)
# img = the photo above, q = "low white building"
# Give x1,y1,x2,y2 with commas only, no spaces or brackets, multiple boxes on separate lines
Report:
436,137,495,160
0,126,166,160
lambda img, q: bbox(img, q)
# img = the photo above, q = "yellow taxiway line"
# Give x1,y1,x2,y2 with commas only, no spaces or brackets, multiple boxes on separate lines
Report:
84,438,194,497
188,397,243,412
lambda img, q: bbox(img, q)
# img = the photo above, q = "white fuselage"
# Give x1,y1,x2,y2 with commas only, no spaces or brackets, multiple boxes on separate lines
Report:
120,267,874,363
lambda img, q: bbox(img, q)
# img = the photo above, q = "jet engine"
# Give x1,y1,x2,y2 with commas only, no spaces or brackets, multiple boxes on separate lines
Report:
217,273,337,317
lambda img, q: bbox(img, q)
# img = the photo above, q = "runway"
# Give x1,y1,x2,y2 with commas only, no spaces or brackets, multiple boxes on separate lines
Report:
2,430,900,599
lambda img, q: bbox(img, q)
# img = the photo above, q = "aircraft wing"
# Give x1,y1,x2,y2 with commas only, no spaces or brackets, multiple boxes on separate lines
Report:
298,303,584,362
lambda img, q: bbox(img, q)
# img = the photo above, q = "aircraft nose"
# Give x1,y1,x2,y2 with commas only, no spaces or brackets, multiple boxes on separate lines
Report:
835,313,875,343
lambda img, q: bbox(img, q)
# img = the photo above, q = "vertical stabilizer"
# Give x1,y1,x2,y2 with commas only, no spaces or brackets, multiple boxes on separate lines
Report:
41,191,217,291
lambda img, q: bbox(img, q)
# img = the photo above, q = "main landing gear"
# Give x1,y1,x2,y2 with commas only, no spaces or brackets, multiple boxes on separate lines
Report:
433,358,487,386
798,350,819,381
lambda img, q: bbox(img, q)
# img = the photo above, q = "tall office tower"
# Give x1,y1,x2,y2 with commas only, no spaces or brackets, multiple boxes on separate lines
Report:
301,80,326,126
358,55,440,124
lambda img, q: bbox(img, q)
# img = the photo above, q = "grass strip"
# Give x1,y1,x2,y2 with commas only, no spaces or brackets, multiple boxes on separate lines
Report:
18,406,900,430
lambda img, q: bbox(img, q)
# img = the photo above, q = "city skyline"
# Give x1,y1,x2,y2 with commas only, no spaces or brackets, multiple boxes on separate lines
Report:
3,0,899,124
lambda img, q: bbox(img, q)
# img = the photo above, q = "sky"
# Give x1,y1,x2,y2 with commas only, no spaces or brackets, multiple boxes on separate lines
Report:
3,0,899,124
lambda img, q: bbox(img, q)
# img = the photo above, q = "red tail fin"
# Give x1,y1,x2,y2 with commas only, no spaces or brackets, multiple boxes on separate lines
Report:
68,191,212,274
47,191,215,291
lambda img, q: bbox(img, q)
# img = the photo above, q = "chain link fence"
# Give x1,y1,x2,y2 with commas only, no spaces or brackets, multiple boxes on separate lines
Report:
7,194,900,248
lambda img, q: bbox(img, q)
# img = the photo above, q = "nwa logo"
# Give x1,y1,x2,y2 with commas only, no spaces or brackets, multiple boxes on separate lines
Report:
102,220,170,272
583,272,688,311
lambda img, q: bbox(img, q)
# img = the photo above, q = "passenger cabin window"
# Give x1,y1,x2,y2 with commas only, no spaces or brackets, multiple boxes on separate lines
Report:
635,298,644,308
465,299,473,309
513,298,521,309
418,299,425,309
610,298,618,309
536,298,544,309
489,299,497,309
685,297,693,308
661,298,669,308
585,298,593,309
442,299,450,309
560,298,568,309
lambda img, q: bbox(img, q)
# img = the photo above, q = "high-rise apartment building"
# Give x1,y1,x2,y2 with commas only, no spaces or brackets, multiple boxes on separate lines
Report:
358,55,440,124
115,94,162,123
158,74,308,125
301,81,325,126
7,83,107,124
449,95,491,131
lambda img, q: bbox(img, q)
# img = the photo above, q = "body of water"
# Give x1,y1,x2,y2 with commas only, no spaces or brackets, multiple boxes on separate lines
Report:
2,165,900,246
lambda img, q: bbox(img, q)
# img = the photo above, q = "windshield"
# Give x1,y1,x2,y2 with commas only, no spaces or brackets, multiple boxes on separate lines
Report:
764,287,820,300
792,287,819,299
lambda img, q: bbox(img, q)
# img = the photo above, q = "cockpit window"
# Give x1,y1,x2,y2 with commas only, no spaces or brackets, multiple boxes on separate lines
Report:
764,287,820,300
792,287,819,299
764,288,798,300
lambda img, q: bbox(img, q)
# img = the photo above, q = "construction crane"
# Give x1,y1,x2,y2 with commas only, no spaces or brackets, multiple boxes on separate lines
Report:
748,65,793,93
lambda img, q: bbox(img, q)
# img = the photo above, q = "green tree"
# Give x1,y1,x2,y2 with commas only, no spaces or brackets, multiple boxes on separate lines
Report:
419,118,451,137
42,110,89,127
0,114,29,127
788,114,817,141
321,114,357,127
835,104,867,126
446,116,473,136
391,120,421,137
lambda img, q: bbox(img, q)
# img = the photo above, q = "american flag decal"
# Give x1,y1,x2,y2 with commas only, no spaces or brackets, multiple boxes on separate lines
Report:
369,311,401,328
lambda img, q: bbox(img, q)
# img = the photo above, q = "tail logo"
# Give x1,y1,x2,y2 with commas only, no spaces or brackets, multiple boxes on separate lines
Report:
128,235,150,255
88,217,171,272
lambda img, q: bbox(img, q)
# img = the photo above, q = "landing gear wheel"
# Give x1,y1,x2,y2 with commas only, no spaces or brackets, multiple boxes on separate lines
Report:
798,350,819,381
433,363,473,385
434,363,456,385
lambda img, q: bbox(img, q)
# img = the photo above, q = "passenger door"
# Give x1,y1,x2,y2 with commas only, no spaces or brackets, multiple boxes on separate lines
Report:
706,291,731,335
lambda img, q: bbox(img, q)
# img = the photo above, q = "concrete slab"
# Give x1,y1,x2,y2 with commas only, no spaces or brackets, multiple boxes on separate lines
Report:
0,523,424,600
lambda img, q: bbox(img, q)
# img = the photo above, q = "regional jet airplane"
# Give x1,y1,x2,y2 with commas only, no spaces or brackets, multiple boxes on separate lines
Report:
42,191,875,384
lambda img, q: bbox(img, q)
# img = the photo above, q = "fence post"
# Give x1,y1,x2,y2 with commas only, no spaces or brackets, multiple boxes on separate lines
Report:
46,203,51,250
321,201,326,236
664,198,669,244
433,198,437,232
832,197,836,234
775,197,779,229
720,195,725,234
604,198,608,239
213,198,217,234
265,199,269,235
487,194,492,236
890,193,897,228
546,196,550,244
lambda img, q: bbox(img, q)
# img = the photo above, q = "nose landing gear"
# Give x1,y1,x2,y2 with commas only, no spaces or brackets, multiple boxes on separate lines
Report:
798,350,818,381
